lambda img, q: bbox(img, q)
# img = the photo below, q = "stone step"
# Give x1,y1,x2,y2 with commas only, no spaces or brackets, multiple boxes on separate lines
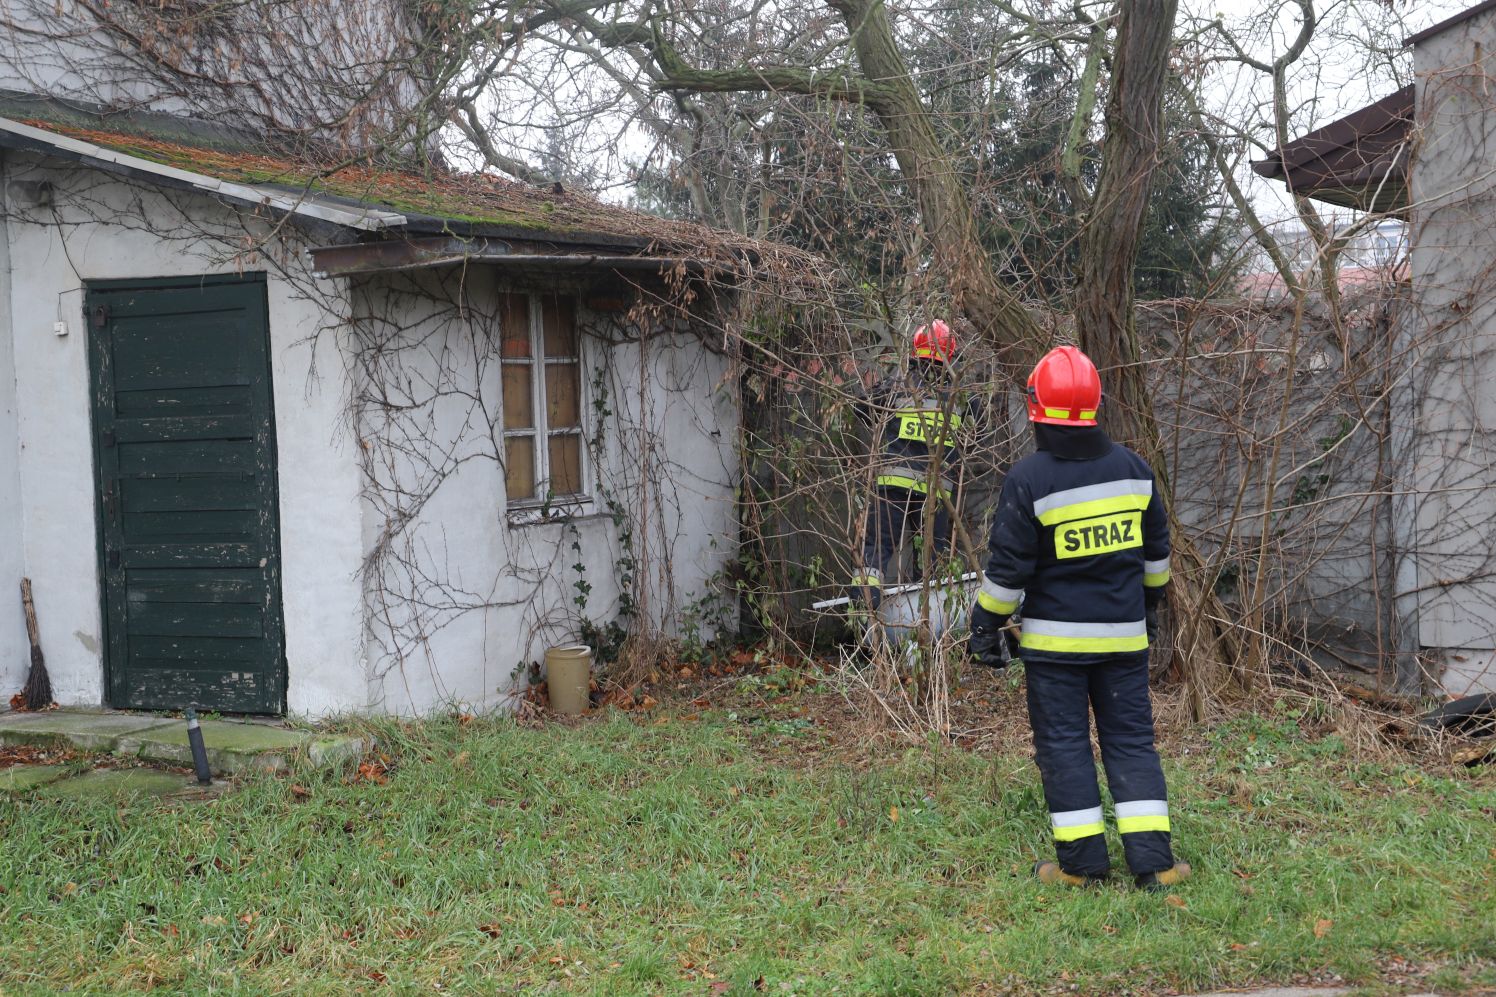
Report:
0,709,367,775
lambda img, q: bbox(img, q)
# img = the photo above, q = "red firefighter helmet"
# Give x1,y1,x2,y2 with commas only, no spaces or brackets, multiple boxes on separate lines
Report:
1026,345,1102,425
911,320,955,363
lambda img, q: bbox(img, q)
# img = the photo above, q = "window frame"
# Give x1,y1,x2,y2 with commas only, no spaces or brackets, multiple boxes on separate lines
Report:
500,292,593,515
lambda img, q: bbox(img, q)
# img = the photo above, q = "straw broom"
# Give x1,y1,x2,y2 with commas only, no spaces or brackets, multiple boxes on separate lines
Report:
20,578,52,711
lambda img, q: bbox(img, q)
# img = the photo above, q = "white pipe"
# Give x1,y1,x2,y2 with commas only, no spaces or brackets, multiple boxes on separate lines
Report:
810,570,981,610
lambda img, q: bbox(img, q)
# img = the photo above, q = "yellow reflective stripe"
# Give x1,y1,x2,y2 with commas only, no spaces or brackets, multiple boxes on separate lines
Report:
1143,570,1171,587
851,576,882,588
1020,632,1150,654
893,406,963,430
875,474,950,498
1042,407,1073,420
1053,822,1106,842
1078,410,1096,421
913,346,942,359
1117,815,1171,834
976,591,1018,614
1036,493,1151,527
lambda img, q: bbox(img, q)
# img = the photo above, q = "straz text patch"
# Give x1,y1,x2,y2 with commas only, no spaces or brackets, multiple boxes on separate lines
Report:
1055,511,1143,559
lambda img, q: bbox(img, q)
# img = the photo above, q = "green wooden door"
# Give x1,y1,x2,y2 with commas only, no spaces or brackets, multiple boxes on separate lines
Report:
87,275,286,714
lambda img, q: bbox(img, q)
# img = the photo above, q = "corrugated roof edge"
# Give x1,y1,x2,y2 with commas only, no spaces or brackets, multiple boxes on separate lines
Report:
1405,0,1496,46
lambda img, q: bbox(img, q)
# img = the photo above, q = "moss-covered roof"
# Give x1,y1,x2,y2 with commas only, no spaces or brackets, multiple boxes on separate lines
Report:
1,99,746,254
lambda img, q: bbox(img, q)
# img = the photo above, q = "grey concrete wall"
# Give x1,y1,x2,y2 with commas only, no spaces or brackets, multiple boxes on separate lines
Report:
1405,11,1496,693
1141,292,1405,680
0,0,423,149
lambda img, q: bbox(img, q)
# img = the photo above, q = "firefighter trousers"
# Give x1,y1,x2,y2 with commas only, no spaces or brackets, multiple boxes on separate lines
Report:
1024,654,1175,877
855,485,951,596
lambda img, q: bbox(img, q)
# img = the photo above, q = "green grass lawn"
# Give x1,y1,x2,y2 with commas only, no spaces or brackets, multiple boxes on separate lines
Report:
1,689,1493,995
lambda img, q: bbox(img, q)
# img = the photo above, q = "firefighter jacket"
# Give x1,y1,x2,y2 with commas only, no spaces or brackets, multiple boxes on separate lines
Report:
862,367,973,501
978,426,1170,665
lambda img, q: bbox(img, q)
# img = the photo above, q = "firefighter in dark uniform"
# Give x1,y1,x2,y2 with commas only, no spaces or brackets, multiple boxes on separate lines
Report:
850,320,968,608
968,345,1191,891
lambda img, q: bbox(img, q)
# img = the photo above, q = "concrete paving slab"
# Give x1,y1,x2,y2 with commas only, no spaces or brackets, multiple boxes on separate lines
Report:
0,711,175,751
0,710,367,776
0,764,71,792
39,768,196,801
120,719,364,774
308,734,371,769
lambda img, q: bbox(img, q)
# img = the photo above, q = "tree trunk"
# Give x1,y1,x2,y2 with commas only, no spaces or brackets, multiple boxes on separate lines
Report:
1073,0,1237,714
828,0,1042,359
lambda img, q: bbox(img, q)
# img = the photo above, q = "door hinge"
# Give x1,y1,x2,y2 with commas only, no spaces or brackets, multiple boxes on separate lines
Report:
91,304,110,329
101,430,116,448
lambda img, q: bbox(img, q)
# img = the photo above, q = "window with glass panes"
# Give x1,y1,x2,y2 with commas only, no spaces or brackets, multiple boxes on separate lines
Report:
500,293,586,503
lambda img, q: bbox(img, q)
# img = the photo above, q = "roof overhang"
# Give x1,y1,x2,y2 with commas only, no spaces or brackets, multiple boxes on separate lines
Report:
1251,85,1413,214
0,115,408,231
307,235,715,278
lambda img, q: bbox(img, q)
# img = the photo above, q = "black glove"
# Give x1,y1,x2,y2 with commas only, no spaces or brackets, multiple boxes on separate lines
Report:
969,603,1011,668
1144,587,1166,645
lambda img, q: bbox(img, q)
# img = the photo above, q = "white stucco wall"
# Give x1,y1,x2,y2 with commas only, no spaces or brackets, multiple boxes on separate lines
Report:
0,154,23,696
353,270,738,715
0,150,367,715
0,146,739,718
1407,11,1496,694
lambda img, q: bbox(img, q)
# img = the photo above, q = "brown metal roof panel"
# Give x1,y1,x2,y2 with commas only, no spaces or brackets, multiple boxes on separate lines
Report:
1251,86,1412,212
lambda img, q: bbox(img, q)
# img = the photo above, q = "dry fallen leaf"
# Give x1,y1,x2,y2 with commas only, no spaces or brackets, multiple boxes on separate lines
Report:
889,806,900,823
1229,942,1247,951
1314,918,1333,938
290,784,311,800
640,695,659,710
479,923,502,939
1165,894,1187,908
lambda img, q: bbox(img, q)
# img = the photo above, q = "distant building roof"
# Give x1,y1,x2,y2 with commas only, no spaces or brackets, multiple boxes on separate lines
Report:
1251,85,1412,214
0,90,763,276
1405,1,1496,46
